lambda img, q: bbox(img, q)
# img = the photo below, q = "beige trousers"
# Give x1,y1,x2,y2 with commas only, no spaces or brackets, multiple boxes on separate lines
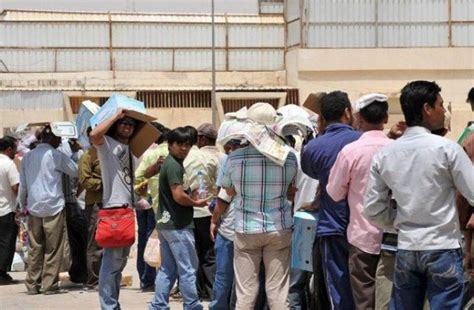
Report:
234,230,292,310
25,210,65,293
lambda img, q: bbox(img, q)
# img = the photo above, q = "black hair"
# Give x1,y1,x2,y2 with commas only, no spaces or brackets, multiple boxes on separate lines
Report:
168,127,194,145
359,100,389,124
467,87,474,104
320,91,351,122
86,127,92,137
41,125,56,141
400,81,441,127
0,136,17,152
184,126,198,145
152,122,170,144
284,135,296,148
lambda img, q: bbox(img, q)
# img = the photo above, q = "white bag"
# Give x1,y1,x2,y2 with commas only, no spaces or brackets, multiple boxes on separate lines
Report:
144,230,161,268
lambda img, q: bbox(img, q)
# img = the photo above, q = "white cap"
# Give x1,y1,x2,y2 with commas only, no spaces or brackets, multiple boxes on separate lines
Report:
354,93,388,113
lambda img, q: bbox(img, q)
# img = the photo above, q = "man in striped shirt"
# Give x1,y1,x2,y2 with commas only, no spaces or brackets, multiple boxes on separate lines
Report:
221,144,297,310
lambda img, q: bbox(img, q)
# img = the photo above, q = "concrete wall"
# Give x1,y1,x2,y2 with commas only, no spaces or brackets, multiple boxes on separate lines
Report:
0,109,65,134
286,47,474,140
147,108,212,128
0,71,286,90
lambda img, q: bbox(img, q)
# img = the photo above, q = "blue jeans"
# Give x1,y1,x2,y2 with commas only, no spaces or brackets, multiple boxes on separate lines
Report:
209,233,234,310
98,246,130,310
390,249,464,310
136,208,157,288
149,229,202,310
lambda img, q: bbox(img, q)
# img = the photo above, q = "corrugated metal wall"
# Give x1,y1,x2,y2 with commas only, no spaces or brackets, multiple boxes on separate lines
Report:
301,0,474,48
0,91,63,109
286,0,301,47
260,2,285,14
0,12,285,73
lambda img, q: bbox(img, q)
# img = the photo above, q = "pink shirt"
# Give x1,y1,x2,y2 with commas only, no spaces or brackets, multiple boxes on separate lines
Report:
327,130,392,255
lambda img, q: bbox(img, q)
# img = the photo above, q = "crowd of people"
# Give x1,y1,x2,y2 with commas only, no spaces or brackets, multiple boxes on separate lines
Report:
0,80,473,310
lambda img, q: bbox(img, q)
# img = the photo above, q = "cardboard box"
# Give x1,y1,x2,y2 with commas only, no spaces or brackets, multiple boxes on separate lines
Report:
23,122,78,139
76,100,100,150
89,94,146,129
291,211,319,272
89,94,160,158
303,93,326,115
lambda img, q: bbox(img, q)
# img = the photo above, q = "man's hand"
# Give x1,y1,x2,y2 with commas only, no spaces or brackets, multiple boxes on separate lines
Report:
210,219,219,241
193,198,209,208
287,185,298,202
387,121,407,139
299,201,319,212
466,214,474,230
464,252,472,270
300,186,321,211
135,180,148,196
224,187,236,197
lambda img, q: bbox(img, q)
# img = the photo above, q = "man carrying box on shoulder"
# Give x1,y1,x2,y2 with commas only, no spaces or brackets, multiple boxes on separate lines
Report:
89,109,139,310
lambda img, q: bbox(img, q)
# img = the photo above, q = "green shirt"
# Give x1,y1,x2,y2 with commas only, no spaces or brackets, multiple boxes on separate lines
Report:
156,154,194,230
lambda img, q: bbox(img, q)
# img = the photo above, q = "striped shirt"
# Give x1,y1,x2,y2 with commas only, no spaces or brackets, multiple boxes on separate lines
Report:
221,145,297,234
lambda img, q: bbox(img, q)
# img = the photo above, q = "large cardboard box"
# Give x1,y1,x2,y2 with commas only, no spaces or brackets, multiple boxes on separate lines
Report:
90,94,160,158
291,211,319,272
89,94,146,129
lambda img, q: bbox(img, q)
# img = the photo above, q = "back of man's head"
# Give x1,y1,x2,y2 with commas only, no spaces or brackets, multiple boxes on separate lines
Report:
168,127,194,146
359,101,389,125
40,125,61,148
184,126,198,145
0,136,17,152
467,87,474,104
152,122,170,144
400,80,441,127
320,91,352,123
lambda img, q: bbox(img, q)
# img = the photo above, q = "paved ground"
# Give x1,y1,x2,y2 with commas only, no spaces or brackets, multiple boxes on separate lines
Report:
0,253,209,310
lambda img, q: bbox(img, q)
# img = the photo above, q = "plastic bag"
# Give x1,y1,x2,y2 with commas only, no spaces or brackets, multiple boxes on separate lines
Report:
144,230,161,268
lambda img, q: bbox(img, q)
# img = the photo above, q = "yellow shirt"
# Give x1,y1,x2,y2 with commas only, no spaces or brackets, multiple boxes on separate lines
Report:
184,145,224,218
134,143,169,213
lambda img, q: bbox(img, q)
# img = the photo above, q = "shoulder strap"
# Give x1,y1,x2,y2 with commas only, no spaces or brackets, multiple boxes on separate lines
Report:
129,149,135,204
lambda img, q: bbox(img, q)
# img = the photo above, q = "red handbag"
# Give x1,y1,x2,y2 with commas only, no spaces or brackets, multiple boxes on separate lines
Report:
95,207,135,248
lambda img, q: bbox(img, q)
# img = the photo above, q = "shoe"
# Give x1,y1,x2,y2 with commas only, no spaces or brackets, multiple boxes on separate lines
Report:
141,285,155,292
26,288,40,295
43,288,69,295
0,274,17,285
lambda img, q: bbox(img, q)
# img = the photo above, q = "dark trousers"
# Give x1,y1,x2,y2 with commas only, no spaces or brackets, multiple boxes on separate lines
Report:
65,202,88,283
288,268,313,310
312,237,330,310
136,208,156,288
84,203,103,287
194,216,216,299
0,212,18,274
348,245,379,310
320,235,355,310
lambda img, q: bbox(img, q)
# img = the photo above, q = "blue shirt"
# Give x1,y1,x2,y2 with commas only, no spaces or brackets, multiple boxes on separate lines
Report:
19,143,78,217
301,123,361,236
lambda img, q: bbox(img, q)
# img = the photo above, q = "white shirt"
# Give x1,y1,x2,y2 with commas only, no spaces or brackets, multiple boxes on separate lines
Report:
0,154,19,216
96,136,137,209
364,126,474,251
293,150,319,211
19,143,78,217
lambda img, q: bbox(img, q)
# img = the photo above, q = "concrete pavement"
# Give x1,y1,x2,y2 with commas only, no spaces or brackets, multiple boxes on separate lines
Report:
0,255,209,310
